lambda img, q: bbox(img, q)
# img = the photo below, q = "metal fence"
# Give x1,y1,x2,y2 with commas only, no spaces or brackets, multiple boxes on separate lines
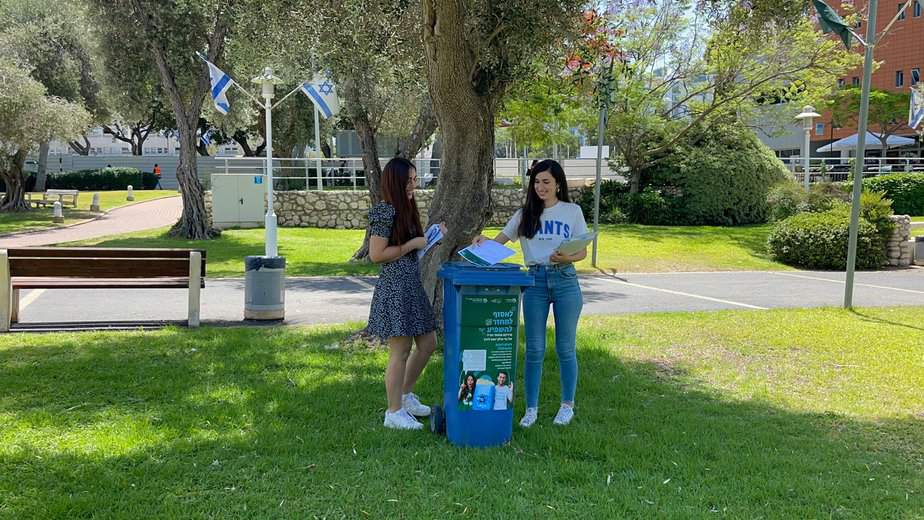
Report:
780,156,924,184
211,157,626,191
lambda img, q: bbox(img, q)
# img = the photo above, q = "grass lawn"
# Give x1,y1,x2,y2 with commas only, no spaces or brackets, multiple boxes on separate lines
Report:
912,217,923,238
1,307,922,517
64,223,787,277
0,190,178,235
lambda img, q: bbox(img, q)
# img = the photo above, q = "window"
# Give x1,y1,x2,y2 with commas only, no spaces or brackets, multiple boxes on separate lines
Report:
852,77,860,87
898,3,906,20
915,0,922,17
896,70,904,87
913,68,921,85
815,122,825,136
837,78,846,88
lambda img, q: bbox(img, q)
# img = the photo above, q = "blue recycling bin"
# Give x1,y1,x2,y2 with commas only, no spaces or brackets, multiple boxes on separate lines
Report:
433,262,534,447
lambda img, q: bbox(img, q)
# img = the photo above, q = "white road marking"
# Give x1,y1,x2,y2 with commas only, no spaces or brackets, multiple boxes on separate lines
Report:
771,272,924,295
19,289,46,310
347,277,375,290
589,276,768,310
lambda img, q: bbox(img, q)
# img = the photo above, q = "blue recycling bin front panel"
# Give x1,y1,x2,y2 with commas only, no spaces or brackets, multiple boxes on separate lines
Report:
438,262,534,447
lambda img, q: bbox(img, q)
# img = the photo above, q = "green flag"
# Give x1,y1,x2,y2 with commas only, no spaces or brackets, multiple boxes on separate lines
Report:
813,0,853,49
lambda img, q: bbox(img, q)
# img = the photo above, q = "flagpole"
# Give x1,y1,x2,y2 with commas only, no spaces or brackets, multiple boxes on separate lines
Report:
314,105,323,192
271,83,305,110
844,0,879,309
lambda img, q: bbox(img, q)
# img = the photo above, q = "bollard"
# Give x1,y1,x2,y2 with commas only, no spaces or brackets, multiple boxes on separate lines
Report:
126,185,135,201
52,201,64,223
90,192,100,212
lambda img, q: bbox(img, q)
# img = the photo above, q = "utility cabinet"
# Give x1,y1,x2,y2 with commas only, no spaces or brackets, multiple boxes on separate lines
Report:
211,174,266,229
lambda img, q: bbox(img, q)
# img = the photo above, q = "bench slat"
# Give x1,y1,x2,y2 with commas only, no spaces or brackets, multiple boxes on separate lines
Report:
11,277,200,289
7,248,207,259
10,258,192,278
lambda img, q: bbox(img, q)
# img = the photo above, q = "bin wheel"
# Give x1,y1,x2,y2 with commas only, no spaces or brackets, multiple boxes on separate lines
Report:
430,405,445,435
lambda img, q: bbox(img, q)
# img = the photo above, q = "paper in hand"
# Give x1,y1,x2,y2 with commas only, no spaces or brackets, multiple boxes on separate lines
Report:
417,224,443,259
457,240,516,267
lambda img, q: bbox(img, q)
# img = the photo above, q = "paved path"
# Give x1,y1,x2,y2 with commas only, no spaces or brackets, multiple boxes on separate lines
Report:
0,196,182,248
12,268,923,329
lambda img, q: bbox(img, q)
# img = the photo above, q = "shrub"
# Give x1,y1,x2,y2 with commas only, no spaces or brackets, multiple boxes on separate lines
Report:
767,182,852,222
768,210,884,269
577,179,630,224
646,124,791,225
767,182,806,221
45,168,157,190
861,173,924,215
626,187,673,225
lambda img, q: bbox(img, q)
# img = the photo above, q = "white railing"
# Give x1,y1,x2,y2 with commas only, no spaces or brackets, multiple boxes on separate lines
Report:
213,156,625,191
780,156,924,184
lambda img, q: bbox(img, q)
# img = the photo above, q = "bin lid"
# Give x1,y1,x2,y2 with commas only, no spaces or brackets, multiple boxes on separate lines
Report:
438,261,534,287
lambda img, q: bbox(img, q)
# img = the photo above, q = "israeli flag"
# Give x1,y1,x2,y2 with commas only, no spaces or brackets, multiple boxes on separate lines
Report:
910,87,924,130
300,72,340,119
204,59,233,115
199,129,212,147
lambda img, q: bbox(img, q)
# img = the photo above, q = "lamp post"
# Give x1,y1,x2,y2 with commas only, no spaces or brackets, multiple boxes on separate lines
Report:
244,67,286,321
795,105,821,191
251,67,284,257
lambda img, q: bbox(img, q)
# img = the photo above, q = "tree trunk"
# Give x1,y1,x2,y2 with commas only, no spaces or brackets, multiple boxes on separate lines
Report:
397,94,438,159
348,110,384,262
420,0,498,313
0,150,32,212
35,141,50,192
170,119,218,239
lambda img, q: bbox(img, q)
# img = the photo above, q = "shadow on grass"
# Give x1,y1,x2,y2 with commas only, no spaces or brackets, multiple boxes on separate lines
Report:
1,326,921,517
848,308,924,332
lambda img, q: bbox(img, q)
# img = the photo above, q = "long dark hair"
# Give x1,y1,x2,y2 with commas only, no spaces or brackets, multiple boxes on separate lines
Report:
518,159,570,239
380,157,423,245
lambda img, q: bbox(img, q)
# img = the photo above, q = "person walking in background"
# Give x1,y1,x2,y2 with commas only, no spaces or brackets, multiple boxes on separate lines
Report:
153,163,162,189
367,157,447,430
473,159,587,427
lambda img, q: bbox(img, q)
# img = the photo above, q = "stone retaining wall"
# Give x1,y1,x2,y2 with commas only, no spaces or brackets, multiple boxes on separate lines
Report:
206,188,578,229
887,215,913,267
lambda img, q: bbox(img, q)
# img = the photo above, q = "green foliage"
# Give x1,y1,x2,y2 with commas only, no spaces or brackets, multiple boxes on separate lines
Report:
768,209,884,269
46,168,157,191
827,88,910,146
646,124,791,225
861,173,924,216
577,179,629,224
767,182,850,221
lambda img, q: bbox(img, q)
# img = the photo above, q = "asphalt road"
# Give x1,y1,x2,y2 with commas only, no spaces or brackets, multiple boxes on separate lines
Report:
12,268,923,330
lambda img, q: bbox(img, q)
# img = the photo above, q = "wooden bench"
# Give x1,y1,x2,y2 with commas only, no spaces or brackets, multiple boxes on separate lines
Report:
25,189,79,209
0,247,206,331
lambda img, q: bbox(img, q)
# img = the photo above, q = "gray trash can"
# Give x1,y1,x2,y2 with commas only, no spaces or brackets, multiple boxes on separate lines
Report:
915,236,924,266
244,256,285,320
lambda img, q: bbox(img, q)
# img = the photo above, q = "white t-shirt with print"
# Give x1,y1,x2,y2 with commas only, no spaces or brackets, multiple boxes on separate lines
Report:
502,201,588,266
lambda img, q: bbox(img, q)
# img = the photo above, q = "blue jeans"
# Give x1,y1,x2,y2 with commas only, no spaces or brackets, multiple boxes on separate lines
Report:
522,264,583,409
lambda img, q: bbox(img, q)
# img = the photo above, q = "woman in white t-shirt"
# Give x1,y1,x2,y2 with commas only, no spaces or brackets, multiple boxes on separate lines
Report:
473,159,587,427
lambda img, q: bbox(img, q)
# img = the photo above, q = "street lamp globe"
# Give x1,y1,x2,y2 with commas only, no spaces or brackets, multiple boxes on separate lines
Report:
795,105,822,190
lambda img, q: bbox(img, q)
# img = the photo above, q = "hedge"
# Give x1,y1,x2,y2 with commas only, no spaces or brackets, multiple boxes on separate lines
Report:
767,209,884,269
45,168,158,190
861,173,924,215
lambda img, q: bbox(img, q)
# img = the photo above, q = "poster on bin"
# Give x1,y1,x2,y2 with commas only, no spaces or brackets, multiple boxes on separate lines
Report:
457,294,518,412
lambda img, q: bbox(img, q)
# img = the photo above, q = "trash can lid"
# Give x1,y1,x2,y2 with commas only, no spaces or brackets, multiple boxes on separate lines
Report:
438,261,534,287
245,255,286,271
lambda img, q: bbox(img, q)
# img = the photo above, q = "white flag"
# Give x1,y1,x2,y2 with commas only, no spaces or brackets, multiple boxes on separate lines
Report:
910,86,924,130
300,72,340,119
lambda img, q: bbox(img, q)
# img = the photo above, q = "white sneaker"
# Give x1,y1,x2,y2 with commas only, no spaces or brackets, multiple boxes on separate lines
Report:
519,407,538,428
384,409,423,430
402,393,431,417
553,404,574,426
